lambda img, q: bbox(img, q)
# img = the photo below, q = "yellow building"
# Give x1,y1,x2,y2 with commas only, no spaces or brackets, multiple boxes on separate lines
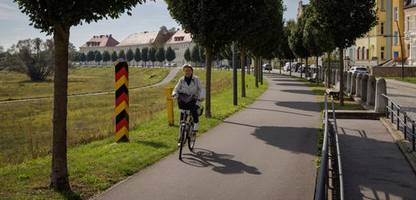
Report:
348,0,406,66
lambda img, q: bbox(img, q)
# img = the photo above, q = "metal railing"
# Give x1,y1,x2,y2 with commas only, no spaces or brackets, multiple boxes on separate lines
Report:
382,94,416,151
314,95,344,200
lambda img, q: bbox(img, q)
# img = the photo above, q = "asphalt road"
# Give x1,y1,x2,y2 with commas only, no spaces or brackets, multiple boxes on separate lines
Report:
94,73,321,200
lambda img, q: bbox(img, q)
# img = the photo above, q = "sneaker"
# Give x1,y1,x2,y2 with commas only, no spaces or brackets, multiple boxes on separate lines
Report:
193,123,199,132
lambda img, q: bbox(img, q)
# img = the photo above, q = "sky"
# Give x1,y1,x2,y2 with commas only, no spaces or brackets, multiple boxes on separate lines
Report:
0,0,309,50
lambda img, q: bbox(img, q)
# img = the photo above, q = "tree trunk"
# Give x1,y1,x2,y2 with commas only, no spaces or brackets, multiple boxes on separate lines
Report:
50,24,71,192
316,56,319,84
289,59,292,76
205,47,212,118
305,57,309,78
300,58,303,78
240,47,246,97
247,55,251,75
326,52,331,88
232,43,238,105
260,58,263,85
339,49,345,106
254,57,259,88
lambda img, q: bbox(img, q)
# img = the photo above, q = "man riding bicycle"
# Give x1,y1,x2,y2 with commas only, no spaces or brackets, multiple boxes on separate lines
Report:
172,64,204,135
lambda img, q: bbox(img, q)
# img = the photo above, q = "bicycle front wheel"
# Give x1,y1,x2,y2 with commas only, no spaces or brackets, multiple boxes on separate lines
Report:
178,124,187,160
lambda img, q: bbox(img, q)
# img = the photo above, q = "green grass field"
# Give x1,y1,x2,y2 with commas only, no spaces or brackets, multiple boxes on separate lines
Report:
0,70,267,199
0,67,170,101
388,77,416,85
0,67,170,165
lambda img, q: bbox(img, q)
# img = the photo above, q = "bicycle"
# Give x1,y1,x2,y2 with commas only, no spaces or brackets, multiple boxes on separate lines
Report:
178,109,196,160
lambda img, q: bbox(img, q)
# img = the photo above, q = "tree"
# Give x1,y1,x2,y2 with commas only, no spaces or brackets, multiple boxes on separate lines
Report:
184,48,191,62
15,0,149,192
149,47,156,67
111,51,118,62
199,47,205,66
191,45,201,66
102,51,111,64
134,48,141,66
80,52,86,64
156,47,165,66
16,38,54,81
314,0,376,105
94,51,102,65
126,48,134,62
142,47,149,67
166,46,176,63
118,50,126,60
167,0,237,117
87,51,95,62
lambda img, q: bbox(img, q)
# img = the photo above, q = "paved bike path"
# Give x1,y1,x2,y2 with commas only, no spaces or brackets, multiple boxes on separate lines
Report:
94,73,321,200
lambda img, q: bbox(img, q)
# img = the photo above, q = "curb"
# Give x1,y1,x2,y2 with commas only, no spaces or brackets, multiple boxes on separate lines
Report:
380,117,416,175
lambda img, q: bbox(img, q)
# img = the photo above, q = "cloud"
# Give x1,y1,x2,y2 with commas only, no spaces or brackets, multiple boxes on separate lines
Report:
0,2,20,20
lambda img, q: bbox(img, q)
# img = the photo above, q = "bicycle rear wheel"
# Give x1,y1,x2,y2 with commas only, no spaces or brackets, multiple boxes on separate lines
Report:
178,124,187,160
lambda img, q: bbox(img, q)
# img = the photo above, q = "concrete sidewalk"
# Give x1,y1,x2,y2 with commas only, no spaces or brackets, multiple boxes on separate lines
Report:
94,73,321,200
337,119,416,200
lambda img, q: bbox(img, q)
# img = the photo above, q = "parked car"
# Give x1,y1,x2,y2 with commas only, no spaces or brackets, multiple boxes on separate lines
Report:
262,63,272,71
348,66,368,75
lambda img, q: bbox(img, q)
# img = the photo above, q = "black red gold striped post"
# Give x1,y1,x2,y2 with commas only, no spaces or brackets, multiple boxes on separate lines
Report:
115,61,129,142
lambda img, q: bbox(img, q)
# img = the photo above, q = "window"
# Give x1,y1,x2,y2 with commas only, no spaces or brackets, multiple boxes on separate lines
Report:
381,52,385,60
394,32,399,45
174,36,185,41
380,23,384,35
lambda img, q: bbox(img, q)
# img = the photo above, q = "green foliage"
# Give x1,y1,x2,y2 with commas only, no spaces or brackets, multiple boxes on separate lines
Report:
87,51,95,61
126,49,134,61
166,0,235,52
288,18,308,59
277,24,296,60
16,38,54,81
156,47,165,63
165,47,176,62
102,51,110,62
14,0,149,34
313,0,377,49
111,51,118,62
191,45,201,64
141,47,149,66
94,51,102,62
134,48,141,62
80,53,86,62
118,50,126,60
149,47,156,66
184,48,191,62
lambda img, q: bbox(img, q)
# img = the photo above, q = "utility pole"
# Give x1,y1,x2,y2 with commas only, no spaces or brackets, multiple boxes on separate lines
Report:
396,20,405,79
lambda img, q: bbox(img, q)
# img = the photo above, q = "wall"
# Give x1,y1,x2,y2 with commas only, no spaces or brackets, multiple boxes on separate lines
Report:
371,66,416,77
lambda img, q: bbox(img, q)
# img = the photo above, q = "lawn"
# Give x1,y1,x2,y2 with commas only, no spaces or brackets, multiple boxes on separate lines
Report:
0,70,268,199
0,66,170,101
388,77,416,85
0,67,169,165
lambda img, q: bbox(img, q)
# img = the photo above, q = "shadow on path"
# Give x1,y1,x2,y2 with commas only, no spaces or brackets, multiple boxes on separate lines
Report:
274,101,320,112
338,127,416,200
252,126,318,155
181,148,261,175
280,89,314,95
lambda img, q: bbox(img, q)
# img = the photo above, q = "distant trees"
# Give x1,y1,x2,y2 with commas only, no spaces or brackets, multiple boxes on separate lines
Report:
134,48,141,66
87,51,95,62
142,47,149,67
149,47,156,67
184,48,191,63
16,38,54,81
166,47,176,64
118,50,126,60
191,45,201,66
102,51,111,64
111,51,118,62
126,48,134,62
156,47,165,66
94,51,102,65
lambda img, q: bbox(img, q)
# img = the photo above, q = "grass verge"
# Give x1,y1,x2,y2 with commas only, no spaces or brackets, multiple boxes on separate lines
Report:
388,77,416,85
0,71,268,199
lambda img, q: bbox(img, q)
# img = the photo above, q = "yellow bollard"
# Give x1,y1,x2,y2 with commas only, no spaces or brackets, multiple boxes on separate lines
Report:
165,87,174,126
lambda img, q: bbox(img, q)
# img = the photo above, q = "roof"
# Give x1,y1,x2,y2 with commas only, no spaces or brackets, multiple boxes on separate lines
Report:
117,31,159,46
166,30,192,44
81,35,119,48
